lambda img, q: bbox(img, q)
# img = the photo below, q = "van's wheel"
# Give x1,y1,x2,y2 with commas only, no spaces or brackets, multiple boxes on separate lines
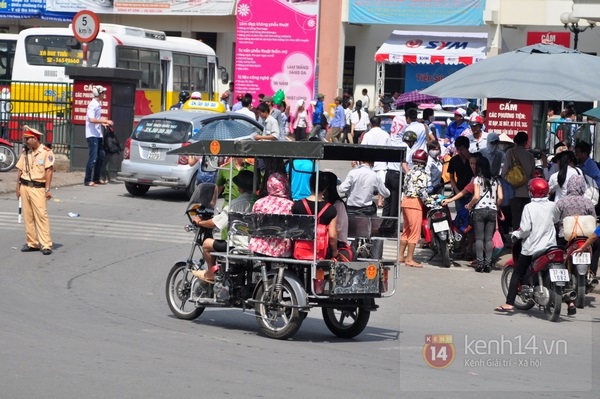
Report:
125,182,150,196
254,280,302,339
185,176,197,200
322,305,370,338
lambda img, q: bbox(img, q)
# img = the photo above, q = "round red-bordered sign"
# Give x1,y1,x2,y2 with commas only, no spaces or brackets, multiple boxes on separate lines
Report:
72,10,100,43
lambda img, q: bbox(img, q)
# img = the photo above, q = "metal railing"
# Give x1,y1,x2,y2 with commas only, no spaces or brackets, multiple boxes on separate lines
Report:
0,80,73,156
545,120,595,150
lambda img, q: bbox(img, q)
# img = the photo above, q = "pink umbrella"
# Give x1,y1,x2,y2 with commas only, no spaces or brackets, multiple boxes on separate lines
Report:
393,90,441,107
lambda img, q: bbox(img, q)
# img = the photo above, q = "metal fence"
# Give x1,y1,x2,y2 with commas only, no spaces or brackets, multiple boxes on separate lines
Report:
544,120,595,150
0,80,73,156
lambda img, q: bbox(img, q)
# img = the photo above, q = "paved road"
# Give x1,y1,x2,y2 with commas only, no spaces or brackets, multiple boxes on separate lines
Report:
0,182,598,398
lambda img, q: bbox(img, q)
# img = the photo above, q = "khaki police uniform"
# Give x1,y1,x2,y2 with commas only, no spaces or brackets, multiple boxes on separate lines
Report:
16,130,55,251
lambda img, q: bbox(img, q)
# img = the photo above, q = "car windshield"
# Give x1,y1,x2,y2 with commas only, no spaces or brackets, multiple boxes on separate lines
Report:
133,119,192,144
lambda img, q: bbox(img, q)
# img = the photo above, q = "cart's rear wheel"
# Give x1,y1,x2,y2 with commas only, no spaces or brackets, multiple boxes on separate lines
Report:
322,306,370,338
254,280,302,339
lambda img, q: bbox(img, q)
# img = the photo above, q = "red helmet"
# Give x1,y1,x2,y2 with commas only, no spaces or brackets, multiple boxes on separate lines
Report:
469,115,484,125
412,149,428,165
528,177,549,198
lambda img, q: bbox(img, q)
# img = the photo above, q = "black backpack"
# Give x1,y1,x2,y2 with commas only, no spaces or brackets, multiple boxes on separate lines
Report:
103,125,122,154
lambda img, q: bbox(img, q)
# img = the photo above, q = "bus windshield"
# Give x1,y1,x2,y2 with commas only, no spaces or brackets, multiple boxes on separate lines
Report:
25,36,103,67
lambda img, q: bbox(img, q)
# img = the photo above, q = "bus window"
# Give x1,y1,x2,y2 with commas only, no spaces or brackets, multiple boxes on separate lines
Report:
25,36,103,67
191,55,207,92
173,53,190,91
117,47,160,89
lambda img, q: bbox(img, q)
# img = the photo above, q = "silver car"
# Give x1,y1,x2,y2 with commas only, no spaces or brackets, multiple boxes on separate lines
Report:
117,110,262,198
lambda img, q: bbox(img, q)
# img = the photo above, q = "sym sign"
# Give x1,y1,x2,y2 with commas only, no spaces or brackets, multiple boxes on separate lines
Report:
486,99,533,141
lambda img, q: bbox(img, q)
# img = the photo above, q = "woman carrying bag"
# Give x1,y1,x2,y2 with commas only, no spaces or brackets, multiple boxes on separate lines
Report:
466,156,503,273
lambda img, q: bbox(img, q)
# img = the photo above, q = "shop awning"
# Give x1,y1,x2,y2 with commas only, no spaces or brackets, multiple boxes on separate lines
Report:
375,30,488,65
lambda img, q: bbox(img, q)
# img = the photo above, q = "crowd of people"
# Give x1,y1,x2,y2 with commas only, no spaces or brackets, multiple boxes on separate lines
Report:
176,89,600,290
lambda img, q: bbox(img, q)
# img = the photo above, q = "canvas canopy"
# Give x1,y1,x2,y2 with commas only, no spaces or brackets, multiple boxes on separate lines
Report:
421,43,600,101
374,30,488,65
168,140,406,163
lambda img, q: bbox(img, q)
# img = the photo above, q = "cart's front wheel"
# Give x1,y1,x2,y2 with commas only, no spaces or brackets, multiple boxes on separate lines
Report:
322,306,370,338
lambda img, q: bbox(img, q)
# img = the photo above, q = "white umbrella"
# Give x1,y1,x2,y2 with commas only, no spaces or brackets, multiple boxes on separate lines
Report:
421,44,600,101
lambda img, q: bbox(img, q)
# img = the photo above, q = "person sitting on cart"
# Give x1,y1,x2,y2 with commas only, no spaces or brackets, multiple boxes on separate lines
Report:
291,172,339,258
191,170,254,283
249,172,295,257
338,160,390,216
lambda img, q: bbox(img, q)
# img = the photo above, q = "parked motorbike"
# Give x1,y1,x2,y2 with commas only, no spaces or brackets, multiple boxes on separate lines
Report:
501,240,572,322
0,137,16,172
565,236,599,309
422,198,460,267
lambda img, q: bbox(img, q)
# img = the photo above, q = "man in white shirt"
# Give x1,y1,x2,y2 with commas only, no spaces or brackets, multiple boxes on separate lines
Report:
235,95,256,120
255,102,280,141
361,116,391,207
339,161,390,216
466,115,488,153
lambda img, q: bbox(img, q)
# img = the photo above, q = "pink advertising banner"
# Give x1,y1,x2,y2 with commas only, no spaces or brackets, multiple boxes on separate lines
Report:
235,0,319,109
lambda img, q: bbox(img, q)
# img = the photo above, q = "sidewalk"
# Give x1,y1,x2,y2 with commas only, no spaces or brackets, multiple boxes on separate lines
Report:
0,170,84,195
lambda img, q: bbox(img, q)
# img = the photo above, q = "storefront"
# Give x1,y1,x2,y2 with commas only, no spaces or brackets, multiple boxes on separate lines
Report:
373,30,488,102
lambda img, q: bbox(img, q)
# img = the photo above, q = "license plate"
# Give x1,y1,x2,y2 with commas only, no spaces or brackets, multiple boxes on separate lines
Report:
572,252,591,265
148,148,160,160
432,220,449,233
549,268,570,282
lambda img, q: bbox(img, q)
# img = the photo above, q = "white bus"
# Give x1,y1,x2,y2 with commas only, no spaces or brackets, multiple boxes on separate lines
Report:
11,24,228,117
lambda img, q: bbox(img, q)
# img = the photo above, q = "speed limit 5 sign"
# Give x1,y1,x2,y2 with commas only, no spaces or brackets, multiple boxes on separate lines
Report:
72,10,100,43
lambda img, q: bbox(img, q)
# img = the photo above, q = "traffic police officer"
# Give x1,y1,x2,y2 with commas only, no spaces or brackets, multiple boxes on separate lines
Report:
16,126,54,255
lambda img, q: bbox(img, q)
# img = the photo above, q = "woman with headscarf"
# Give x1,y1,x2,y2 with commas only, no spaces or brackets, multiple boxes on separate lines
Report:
554,174,596,244
249,172,294,257
553,175,594,315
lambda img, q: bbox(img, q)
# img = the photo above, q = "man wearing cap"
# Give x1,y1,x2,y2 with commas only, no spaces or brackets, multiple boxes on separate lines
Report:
446,107,470,145
310,93,325,138
480,132,506,177
326,96,345,142
16,126,55,255
85,85,113,187
191,170,253,283
466,115,488,153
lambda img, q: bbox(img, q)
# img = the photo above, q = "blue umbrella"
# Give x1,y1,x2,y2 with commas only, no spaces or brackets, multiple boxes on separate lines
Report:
441,97,469,109
193,119,258,141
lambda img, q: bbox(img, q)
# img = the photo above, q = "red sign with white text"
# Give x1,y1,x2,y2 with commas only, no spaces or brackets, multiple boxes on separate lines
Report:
526,31,571,47
71,81,111,125
486,99,533,142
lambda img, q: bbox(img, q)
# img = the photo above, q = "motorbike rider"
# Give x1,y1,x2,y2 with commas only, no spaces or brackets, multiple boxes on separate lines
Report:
170,91,191,110
190,170,254,283
495,178,561,313
338,160,390,216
